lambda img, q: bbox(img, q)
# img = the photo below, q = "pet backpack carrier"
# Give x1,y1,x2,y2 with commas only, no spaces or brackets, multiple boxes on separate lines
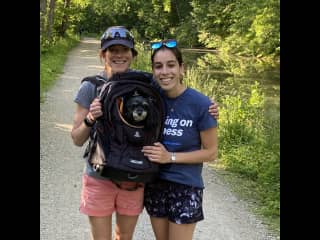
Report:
82,71,165,183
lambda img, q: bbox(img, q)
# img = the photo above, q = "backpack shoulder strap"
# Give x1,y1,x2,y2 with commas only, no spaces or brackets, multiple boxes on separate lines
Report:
81,75,108,97
111,71,152,84
81,75,107,86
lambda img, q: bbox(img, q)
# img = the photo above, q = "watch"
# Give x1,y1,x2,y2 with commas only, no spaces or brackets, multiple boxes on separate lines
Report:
84,116,95,127
171,152,176,162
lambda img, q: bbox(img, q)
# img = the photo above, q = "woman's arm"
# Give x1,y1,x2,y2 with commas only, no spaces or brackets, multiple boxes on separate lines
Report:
70,98,102,146
142,127,218,164
70,104,91,146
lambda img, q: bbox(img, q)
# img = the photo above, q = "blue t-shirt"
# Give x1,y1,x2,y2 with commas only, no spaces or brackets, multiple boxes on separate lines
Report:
158,87,217,188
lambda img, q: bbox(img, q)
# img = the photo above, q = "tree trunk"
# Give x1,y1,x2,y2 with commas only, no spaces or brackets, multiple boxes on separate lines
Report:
58,0,71,37
47,0,56,42
40,0,47,41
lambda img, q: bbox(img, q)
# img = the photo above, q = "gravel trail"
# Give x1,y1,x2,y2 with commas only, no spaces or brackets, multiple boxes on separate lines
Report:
40,38,278,240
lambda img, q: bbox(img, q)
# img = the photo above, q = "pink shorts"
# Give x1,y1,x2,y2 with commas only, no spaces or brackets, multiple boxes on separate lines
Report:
80,174,144,217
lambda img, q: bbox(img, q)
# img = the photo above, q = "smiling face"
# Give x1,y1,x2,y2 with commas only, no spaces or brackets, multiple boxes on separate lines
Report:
152,48,185,97
103,45,134,77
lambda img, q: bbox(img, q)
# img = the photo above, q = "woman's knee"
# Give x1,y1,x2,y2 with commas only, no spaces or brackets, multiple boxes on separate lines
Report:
89,216,112,240
114,214,139,240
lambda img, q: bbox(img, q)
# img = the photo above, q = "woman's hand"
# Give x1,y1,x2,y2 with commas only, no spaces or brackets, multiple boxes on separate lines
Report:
88,98,103,121
209,100,219,119
142,142,171,164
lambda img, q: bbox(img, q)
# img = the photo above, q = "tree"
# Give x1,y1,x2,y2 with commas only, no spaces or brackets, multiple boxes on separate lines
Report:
40,0,47,39
47,0,56,42
57,0,71,37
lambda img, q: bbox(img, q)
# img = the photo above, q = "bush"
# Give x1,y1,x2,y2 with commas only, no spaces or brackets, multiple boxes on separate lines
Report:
217,81,279,219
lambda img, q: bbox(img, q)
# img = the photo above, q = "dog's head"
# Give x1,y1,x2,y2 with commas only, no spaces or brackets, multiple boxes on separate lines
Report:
123,91,150,125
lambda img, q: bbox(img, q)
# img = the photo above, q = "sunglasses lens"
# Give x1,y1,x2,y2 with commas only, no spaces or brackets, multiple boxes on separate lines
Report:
165,40,177,48
151,40,177,52
102,28,133,41
151,42,162,49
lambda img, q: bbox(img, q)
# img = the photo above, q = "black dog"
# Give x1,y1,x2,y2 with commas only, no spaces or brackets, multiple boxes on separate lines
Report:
122,91,150,126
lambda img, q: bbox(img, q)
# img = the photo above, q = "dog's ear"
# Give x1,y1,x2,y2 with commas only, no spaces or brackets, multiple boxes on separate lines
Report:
121,96,133,123
132,90,140,96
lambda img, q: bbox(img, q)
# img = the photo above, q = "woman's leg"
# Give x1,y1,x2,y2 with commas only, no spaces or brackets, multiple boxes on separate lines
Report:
114,213,139,240
80,175,118,239
168,222,197,240
145,179,203,240
89,216,112,240
150,216,169,240
113,182,145,240
149,217,197,240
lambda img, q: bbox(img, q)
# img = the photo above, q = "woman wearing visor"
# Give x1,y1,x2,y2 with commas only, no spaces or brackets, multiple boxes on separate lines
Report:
71,26,219,240
142,40,218,240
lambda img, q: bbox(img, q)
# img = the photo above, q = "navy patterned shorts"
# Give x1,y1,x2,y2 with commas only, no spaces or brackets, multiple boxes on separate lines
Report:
144,179,204,224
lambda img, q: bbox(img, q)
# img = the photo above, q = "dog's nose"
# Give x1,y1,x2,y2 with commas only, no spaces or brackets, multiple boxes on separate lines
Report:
136,109,143,115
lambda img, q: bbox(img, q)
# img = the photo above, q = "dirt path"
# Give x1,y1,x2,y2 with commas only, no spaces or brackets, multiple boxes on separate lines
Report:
40,38,278,240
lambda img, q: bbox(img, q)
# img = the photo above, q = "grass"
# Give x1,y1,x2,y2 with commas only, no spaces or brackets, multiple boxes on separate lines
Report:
40,35,80,102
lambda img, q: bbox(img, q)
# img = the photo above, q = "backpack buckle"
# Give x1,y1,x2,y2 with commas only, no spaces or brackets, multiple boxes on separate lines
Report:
93,164,104,172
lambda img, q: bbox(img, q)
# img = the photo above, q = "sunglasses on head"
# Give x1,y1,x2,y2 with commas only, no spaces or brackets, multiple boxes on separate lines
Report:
150,39,177,50
101,27,134,42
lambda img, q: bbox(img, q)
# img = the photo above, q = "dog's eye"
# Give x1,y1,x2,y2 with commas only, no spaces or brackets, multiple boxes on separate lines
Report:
142,103,149,108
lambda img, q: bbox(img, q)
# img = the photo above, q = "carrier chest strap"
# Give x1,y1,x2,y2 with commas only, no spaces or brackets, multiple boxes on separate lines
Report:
110,179,144,191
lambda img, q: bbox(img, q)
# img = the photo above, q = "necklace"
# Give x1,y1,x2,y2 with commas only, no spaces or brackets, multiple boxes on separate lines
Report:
166,85,187,112
166,87,187,113
166,99,177,113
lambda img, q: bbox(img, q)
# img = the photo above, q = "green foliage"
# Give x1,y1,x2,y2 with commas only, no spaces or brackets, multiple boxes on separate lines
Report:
217,81,279,219
198,32,223,49
41,0,279,62
40,0,90,48
219,82,265,146
184,66,219,99
191,0,279,60
174,20,199,47
191,0,235,39
197,49,279,78
196,53,224,71
40,35,79,102
220,145,261,179
247,4,280,56
131,44,152,73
